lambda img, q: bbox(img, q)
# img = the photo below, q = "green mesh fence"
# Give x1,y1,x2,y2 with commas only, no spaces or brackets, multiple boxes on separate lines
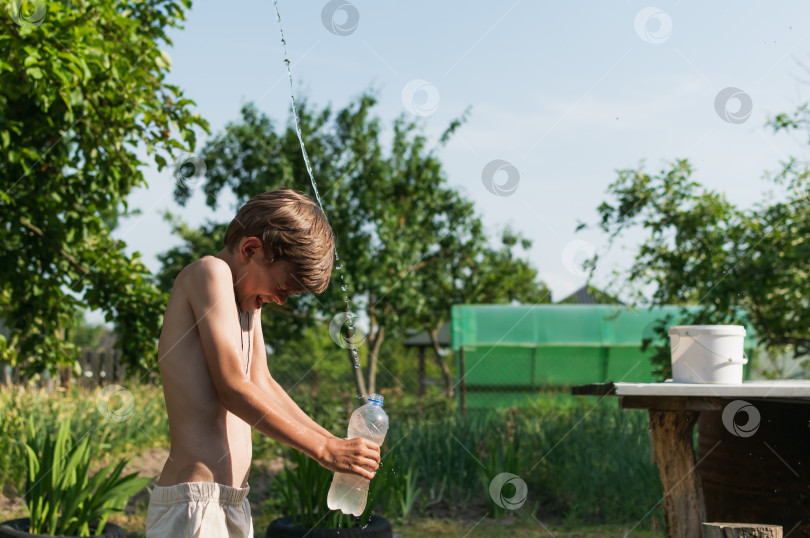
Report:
451,305,758,410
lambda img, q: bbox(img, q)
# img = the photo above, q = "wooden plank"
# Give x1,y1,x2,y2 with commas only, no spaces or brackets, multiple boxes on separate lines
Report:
571,383,616,396
702,523,782,538
92,350,102,386
103,350,113,384
620,395,725,411
614,381,810,398
649,409,706,538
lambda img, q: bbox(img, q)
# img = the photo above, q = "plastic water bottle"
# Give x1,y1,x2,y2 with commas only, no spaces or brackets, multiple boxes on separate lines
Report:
327,393,389,516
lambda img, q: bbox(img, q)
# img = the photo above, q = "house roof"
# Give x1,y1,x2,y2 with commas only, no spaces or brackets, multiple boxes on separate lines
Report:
557,285,624,305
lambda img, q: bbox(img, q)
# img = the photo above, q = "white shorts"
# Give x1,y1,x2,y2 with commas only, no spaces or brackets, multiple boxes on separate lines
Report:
145,481,253,538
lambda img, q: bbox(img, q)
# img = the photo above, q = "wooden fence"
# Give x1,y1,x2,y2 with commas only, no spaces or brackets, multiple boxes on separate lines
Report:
1,348,142,389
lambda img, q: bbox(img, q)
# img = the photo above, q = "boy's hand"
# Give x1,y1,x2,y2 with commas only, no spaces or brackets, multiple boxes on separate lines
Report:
318,437,381,480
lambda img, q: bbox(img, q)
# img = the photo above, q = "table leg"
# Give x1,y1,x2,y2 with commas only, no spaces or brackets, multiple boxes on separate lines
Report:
648,409,706,538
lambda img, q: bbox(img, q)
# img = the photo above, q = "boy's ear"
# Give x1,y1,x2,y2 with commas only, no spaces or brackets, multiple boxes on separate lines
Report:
239,237,264,263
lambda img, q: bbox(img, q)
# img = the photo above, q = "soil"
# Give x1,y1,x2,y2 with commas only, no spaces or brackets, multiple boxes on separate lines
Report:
0,483,25,519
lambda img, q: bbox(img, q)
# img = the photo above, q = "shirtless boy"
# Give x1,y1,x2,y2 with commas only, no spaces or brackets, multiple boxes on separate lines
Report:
145,189,381,537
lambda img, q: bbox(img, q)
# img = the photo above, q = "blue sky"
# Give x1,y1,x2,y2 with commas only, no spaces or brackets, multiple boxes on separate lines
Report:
115,0,810,315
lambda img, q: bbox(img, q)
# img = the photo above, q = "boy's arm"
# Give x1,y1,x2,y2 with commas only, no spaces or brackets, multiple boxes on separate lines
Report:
257,371,338,440
250,313,338,441
181,258,378,479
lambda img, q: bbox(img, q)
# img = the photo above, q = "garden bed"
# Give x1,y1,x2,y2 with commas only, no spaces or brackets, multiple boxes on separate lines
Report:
1,384,664,536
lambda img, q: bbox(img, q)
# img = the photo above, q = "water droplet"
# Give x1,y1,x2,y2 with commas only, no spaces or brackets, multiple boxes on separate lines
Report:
341,284,348,292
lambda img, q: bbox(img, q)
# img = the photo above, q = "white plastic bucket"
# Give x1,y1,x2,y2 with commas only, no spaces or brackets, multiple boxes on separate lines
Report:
668,325,747,383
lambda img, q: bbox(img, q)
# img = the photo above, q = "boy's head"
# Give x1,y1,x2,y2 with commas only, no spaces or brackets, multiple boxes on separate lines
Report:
224,189,335,296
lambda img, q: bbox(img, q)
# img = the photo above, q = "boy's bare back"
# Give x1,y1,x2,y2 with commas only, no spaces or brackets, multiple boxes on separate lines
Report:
155,256,256,487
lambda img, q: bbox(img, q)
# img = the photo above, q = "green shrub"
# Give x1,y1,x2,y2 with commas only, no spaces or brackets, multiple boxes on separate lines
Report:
22,415,151,536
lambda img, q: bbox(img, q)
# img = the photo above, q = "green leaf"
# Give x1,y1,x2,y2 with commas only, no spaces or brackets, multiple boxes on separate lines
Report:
1,0,204,374
25,67,44,80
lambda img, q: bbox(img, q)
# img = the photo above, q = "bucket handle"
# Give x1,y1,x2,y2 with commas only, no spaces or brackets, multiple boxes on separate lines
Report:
682,333,748,364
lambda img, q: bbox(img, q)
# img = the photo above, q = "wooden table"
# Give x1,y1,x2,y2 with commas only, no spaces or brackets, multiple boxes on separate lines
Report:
572,381,810,538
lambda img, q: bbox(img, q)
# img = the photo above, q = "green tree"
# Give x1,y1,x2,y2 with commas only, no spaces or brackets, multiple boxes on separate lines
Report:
67,310,108,349
579,107,810,377
161,92,549,399
410,227,551,396
0,0,208,374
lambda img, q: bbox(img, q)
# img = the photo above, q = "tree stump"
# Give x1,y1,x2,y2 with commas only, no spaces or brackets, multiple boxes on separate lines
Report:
648,409,705,538
702,522,782,538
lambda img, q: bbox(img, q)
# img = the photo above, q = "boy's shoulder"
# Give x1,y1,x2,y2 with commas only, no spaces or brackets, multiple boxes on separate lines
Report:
174,255,233,291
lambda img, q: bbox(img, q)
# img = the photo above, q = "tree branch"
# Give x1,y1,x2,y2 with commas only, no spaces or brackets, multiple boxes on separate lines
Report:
20,217,89,277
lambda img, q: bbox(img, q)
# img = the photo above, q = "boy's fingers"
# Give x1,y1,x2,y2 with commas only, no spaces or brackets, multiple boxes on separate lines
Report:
358,456,378,470
350,464,375,480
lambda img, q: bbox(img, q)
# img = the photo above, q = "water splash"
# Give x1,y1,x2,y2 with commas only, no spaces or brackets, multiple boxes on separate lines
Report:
272,0,361,369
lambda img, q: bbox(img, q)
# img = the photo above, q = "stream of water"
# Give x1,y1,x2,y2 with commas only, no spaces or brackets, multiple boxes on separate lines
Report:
272,1,362,369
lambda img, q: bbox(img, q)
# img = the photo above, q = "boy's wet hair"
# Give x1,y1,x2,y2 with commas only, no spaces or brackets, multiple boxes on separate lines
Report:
224,189,335,294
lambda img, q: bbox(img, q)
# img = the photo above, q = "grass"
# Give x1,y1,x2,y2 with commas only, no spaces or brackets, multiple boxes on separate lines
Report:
1,383,665,535
403,517,662,537
372,399,663,524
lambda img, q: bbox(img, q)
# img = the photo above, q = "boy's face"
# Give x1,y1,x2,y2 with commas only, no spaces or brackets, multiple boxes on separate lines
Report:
235,237,303,311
